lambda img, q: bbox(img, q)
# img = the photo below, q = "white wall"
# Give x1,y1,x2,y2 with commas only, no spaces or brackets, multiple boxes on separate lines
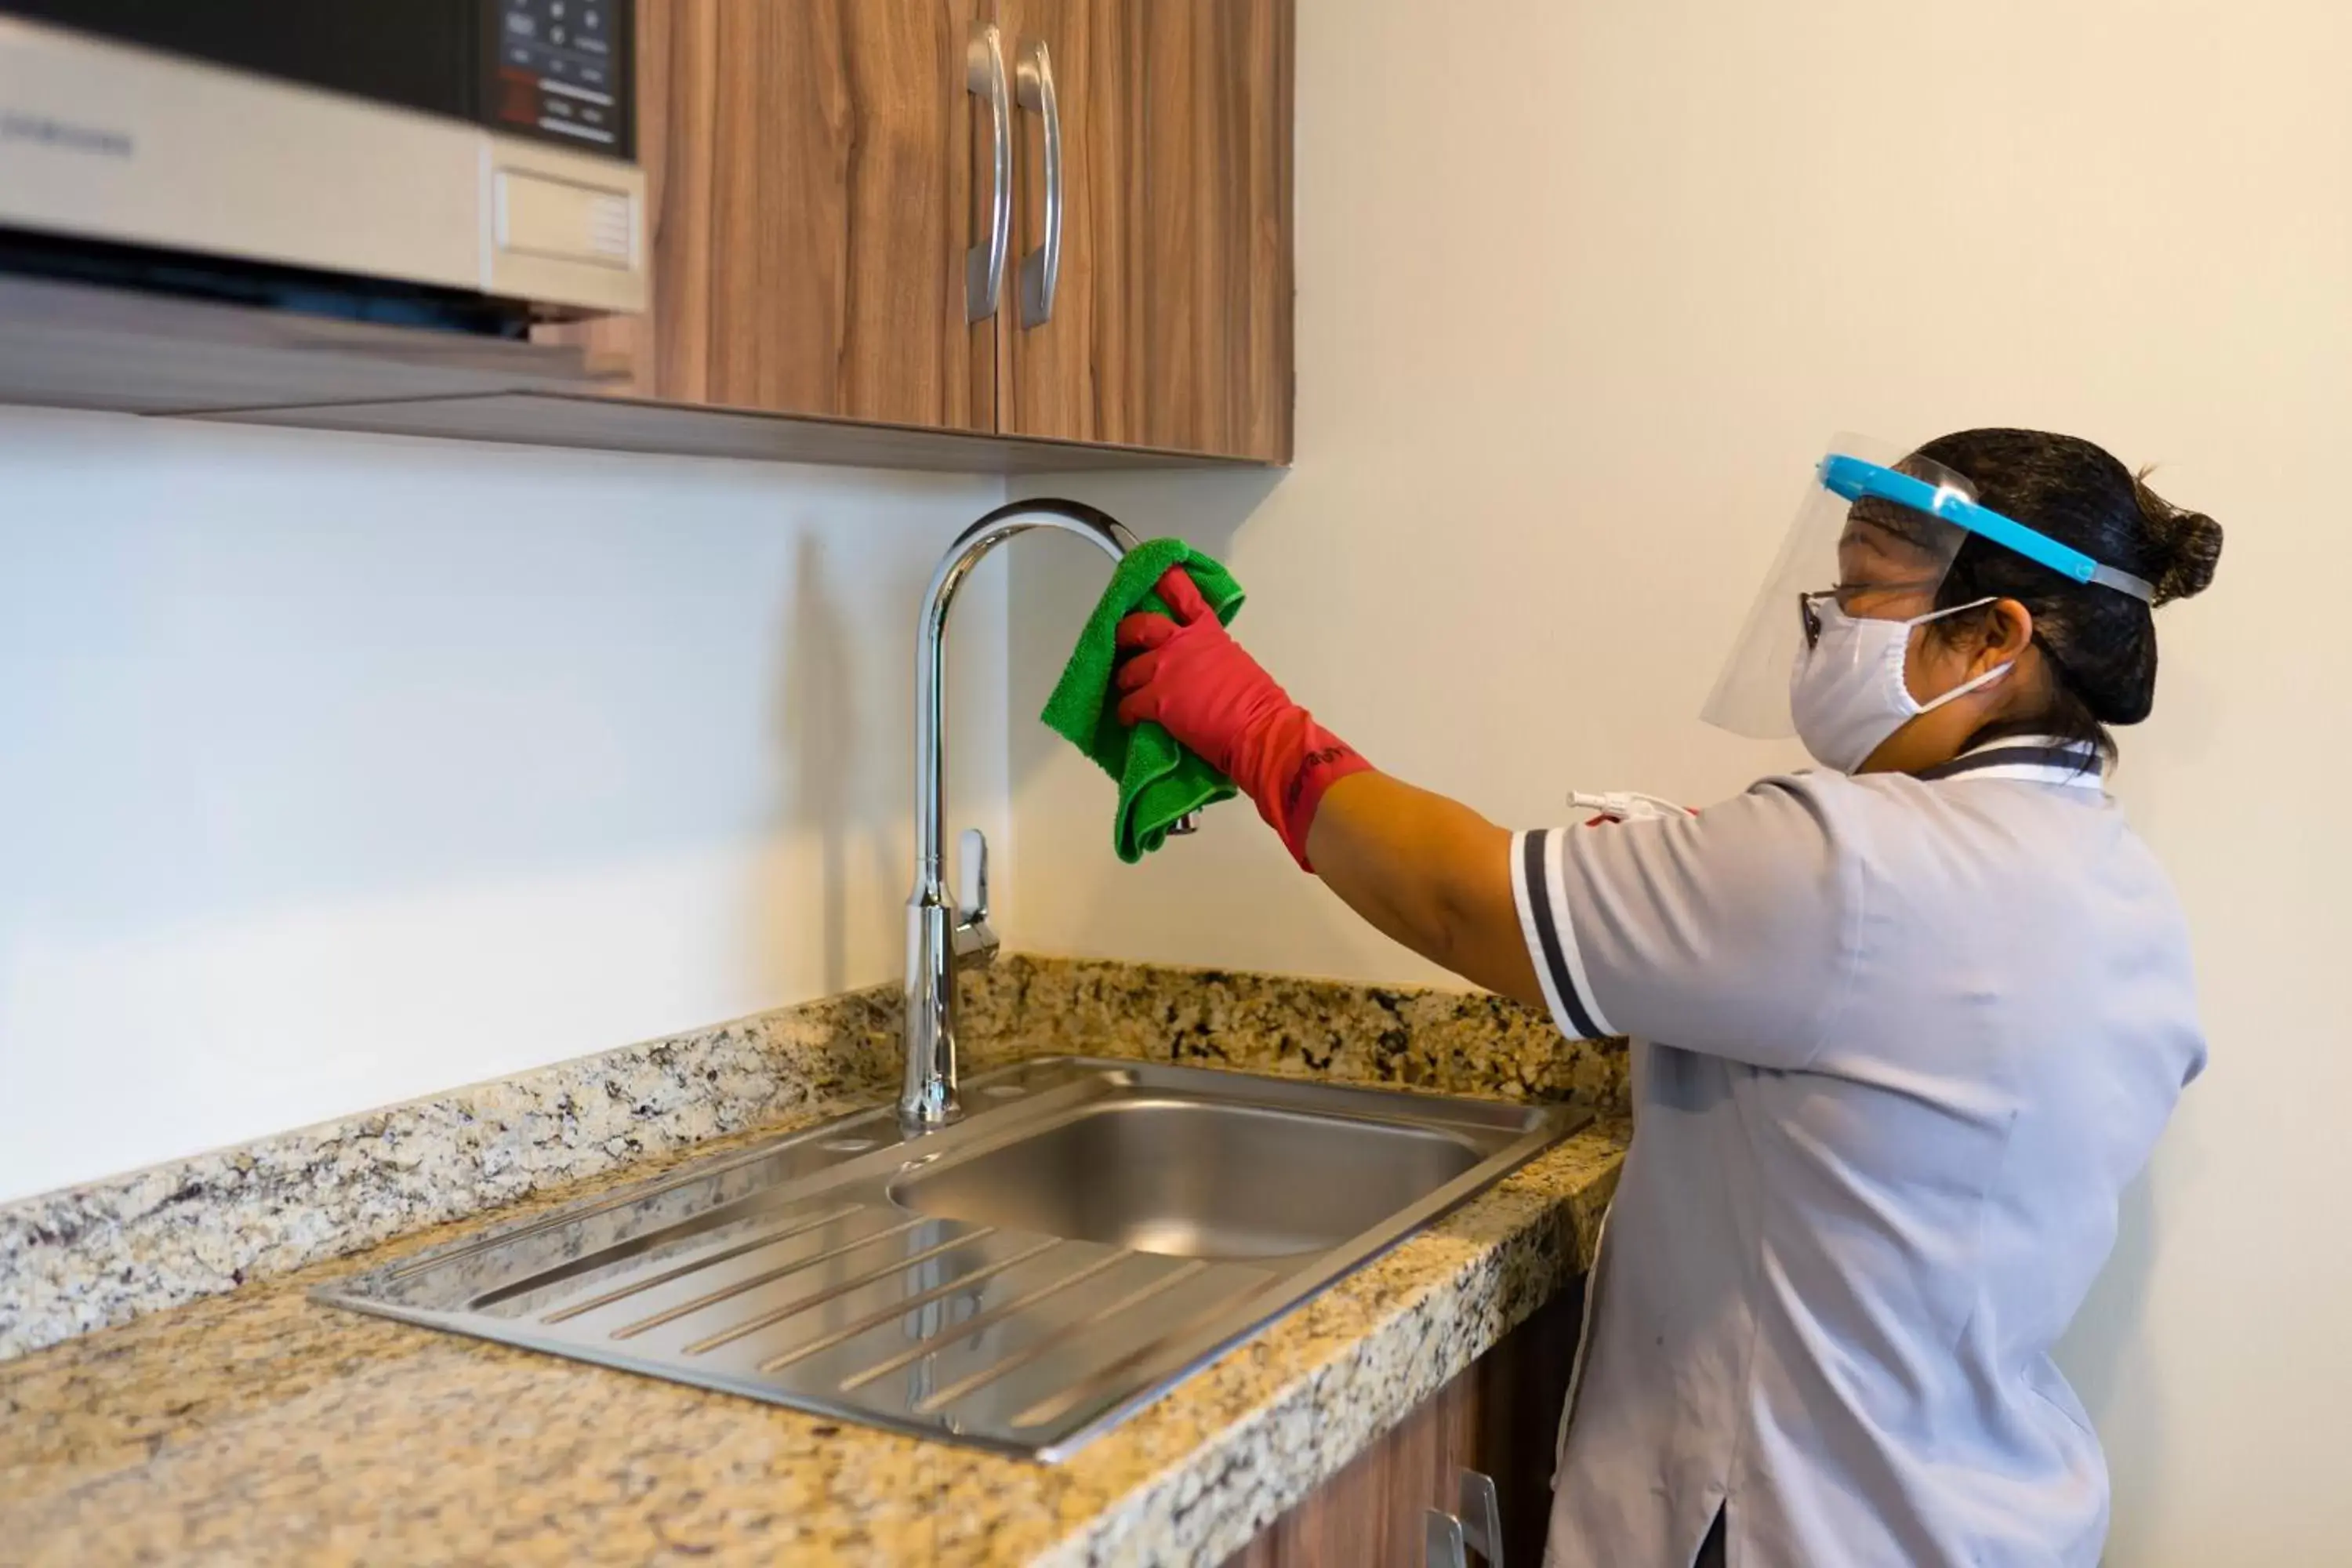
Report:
1005,0,2350,1559
0,408,1011,1202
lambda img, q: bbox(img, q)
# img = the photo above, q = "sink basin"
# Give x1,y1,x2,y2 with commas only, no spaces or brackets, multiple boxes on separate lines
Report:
891,1096,1486,1261
315,1058,1587,1461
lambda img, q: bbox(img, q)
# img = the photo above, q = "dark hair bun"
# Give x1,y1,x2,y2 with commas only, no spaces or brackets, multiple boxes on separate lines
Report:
2134,470,2223,604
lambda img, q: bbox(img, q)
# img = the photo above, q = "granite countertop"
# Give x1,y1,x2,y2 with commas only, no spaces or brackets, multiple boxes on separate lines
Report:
0,960,1628,1566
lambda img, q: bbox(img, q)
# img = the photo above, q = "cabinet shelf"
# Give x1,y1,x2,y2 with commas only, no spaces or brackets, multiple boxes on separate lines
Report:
0,274,1262,474
183,388,1259,474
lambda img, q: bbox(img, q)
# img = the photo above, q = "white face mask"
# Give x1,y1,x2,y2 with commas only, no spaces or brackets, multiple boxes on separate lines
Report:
1789,597,2015,772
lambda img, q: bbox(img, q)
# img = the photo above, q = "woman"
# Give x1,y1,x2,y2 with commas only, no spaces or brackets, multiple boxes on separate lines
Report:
1114,429,2220,1567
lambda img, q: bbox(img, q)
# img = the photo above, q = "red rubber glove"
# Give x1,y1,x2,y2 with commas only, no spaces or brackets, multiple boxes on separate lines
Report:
1114,567,1372,870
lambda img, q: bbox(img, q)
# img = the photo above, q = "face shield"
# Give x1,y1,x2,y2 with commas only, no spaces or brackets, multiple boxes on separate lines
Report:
1700,435,2157,740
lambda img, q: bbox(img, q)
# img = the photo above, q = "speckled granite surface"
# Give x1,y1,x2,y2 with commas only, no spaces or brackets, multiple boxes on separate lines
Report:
2,956,1623,1364
0,1110,1625,1566
0,956,1630,1565
964,959,1628,1110
0,986,902,1363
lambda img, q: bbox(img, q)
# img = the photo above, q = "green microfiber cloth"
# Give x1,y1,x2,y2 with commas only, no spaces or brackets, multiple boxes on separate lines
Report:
1040,539,1246,862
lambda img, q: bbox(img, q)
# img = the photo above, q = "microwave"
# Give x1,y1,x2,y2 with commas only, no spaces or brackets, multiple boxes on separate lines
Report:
0,1,645,331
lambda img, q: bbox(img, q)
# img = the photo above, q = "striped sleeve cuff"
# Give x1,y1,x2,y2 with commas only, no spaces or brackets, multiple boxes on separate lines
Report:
1510,828,1616,1040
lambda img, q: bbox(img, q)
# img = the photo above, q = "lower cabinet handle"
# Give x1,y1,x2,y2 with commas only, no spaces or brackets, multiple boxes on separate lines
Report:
965,23,1012,321
1425,1509,1470,1568
1425,1468,1506,1567
1014,36,1062,328
1460,1468,1504,1566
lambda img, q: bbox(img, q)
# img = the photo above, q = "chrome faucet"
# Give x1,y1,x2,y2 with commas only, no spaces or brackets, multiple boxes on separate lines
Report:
900,498,1191,1133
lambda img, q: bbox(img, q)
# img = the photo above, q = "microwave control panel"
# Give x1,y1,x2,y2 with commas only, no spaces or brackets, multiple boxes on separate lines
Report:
490,0,628,154
0,1,633,163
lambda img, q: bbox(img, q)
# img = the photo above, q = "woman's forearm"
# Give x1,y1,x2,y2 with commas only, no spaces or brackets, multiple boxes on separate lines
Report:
1305,772,1544,1007
1106,571,1543,1007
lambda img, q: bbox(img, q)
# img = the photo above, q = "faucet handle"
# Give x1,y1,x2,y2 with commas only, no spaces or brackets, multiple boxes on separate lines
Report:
956,826,990,921
953,827,999,967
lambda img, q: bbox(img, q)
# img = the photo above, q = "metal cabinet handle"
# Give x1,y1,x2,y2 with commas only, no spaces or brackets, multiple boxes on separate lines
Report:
966,23,1012,321
1427,1511,1468,1568
1425,1468,1504,1567
1014,36,1062,328
1461,1468,1504,1566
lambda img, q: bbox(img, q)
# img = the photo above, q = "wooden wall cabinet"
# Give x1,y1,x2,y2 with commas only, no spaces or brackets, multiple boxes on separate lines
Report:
552,0,1294,464
993,0,1293,458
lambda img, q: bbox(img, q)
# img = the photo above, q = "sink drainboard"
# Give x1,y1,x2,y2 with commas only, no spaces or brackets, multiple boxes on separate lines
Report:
315,1058,1588,1460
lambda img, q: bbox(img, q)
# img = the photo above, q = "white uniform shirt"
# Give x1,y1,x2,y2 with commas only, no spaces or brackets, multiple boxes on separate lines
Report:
1512,737,2205,1567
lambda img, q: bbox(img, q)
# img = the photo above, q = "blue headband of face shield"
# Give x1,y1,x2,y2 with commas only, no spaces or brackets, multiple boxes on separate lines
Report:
1820,455,2156,603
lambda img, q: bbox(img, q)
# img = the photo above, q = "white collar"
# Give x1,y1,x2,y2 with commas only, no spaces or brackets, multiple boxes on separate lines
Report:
1915,733,2105,790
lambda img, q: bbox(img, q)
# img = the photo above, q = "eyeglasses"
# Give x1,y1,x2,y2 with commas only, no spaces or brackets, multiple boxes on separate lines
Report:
1797,590,1830,649
1797,579,1949,648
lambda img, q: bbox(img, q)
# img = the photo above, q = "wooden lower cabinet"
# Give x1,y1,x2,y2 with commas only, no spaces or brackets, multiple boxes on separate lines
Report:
1224,1280,1584,1568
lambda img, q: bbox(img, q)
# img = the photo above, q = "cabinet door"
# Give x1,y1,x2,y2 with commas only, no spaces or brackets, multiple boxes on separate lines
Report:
1222,1280,1582,1567
562,0,997,429
995,0,1294,461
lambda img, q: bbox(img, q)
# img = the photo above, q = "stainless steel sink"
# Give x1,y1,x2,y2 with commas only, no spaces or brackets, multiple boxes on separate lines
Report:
315,1057,1588,1461
891,1095,1490,1261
